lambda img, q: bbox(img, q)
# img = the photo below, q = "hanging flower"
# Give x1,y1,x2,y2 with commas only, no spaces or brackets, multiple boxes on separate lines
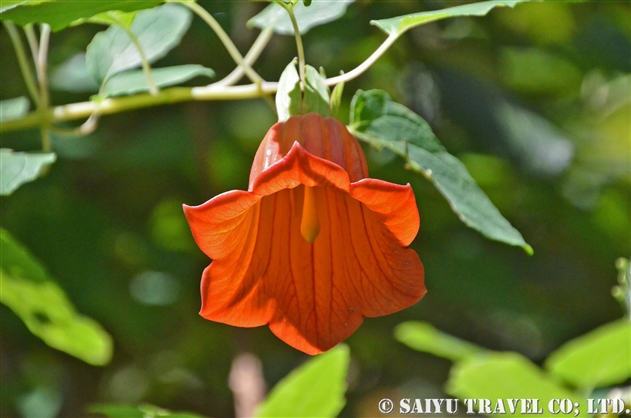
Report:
184,113,425,354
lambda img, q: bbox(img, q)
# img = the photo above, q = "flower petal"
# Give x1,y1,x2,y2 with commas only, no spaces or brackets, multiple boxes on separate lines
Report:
185,142,425,354
351,179,420,247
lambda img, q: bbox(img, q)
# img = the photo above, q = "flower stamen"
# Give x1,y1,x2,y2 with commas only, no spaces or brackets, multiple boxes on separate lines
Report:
300,186,320,243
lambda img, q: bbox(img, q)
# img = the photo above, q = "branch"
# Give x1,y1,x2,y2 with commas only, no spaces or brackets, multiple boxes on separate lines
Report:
325,33,398,86
3,22,40,106
214,26,274,87
183,2,264,85
35,23,52,151
0,83,279,133
1,27,401,133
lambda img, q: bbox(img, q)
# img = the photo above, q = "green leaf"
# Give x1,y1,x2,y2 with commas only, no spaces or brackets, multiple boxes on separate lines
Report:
276,60,302,122
248,0,354,35
330,81,344,119
0,228,113,366
101,65,215,98
545,319,631,389
255,345,349,418
395,321,485,362
0,1,164,31
88,403,206,418
0,96,29,122
349,90,532,253
0,149,56,196
0,1,24,14
85,3,192,83
447,352,585,417
73,10,139,27
304,65,330,117
372,0,527,37
50,54,100,93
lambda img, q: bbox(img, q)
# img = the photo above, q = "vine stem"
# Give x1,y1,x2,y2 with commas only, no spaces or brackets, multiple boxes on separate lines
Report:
214,26,274,87
324,33,398,86
37,24,52,151
1,30,402,133
283,3,306,91
112,15,158,96
2,22,40,106
183,2,264,85
24,24,39,68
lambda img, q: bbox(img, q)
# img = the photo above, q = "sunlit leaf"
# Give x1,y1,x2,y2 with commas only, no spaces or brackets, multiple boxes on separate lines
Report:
85,3,192,83
0,149,56,196
101,65,215,98
248,0,354,35
304,65,330,117
0,0,24,14
0,1,163,31
71,9,138,28
395,321,485,362
447,352,586,417
349,90,532,253
0,96,29,122
255,345,349,418
88,403,206,418
545,319,631,389
372,0,527,37
0,228,113,366
276,60,302,122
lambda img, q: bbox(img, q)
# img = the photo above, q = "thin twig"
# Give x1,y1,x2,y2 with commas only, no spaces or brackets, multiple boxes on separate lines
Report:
36,24,52,151
183,2,264,85
23,24,39,67
214,26,274,87
2,22,40,106
325,33,398,86
283,4,306,90
113,17,159,96
2,29,403,133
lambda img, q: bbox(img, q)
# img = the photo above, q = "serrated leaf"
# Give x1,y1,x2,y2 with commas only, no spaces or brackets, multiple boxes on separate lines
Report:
447,352,586,417
0,96,29,122
545,319,631,389
85,3,192,83
0,149,56,195
304,65,330,117
255,345,349,418
395,321,485,362
88,403,206,418
348,90,532,253
276,60,302,122
101,65,215,98
372,0,527,37
248,0,354,35
0,228,113,366
0,1,163,31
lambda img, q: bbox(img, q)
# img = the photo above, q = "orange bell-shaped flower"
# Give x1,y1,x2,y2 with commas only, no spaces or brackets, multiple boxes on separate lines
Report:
184,113,425,354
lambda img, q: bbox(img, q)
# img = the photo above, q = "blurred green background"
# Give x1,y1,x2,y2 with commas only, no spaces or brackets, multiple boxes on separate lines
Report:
1,1,629,416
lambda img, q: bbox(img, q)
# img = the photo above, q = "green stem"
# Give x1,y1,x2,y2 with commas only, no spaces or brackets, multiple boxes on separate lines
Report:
215,26,273,87
36,24,52,151
0,83,279,133
183,2,264,85
3,22,40,106
1,25,404,134
285,5,306,90
114,18,158,96
23,24,39,67
325,33,398,86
